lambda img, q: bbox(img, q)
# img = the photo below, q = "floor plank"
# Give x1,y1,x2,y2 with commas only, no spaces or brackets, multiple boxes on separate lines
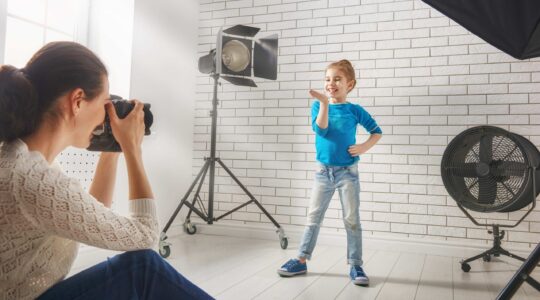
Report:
197,245,290,296
67,234,539,300
452,257,493,300
216,245,332,300
374,252,426,300
415,255,453,300
335,250,401,300
294,249,376,300
253,246,345,300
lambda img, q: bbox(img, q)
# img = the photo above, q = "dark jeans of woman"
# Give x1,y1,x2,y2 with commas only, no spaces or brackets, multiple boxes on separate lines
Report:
38,249,214,300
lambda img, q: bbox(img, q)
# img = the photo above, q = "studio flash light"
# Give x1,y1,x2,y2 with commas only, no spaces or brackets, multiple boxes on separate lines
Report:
198,24,278,87
160,25,286,259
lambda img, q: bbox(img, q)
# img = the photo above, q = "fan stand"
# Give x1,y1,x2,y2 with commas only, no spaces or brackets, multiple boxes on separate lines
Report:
457,168,538,273
459,224,526,272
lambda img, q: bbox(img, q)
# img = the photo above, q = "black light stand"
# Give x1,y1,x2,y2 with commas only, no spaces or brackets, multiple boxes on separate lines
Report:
158,73,287,258
495,169,540,299
496,242,540,300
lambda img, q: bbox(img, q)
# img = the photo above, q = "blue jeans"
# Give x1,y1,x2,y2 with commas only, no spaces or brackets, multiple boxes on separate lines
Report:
37,249,214,300
298,163,363,266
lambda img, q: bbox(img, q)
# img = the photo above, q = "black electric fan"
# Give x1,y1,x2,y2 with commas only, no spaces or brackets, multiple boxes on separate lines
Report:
441,126,540,273
421,1,540,296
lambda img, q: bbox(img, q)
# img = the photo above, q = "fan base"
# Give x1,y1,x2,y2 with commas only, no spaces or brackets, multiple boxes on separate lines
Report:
460,225,528,272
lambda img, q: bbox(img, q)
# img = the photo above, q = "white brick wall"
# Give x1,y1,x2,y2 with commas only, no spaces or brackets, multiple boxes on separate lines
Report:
194,0,540,248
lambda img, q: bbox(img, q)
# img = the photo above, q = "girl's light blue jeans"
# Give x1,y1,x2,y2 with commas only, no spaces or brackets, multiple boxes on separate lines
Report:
298,162,363,266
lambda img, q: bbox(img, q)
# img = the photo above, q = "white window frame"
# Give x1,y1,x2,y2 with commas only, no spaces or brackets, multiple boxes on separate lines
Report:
0,0,90,65
0,0,7,64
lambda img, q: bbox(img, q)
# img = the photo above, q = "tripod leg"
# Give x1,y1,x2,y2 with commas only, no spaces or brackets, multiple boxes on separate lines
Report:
524,276,540,291
161,159,211,234
462,248,496,264
215,159,288,249
497,242,540,299
182,163,212,235
186,162,211,221
498,248,527,262
216,158,281,228
158,160,210,258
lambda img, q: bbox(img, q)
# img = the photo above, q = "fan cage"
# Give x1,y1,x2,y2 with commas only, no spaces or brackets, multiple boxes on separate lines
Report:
441,126,537,213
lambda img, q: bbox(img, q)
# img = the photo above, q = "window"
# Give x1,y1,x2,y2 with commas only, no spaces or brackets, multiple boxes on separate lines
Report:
0,0,134,219
2,0,89,67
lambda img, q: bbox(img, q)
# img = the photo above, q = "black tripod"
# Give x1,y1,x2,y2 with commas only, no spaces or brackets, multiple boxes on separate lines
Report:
158,73,287,258
496,242,540,299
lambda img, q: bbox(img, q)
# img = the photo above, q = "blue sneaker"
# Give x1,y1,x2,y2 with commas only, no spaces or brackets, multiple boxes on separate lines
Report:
350,265,369,286
277,258,307,277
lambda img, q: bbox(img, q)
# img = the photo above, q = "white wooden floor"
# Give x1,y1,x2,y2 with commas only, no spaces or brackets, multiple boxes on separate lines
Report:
70,234,540,299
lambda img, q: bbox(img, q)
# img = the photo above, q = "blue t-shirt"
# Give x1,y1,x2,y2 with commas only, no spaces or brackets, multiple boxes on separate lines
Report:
311,101,382,166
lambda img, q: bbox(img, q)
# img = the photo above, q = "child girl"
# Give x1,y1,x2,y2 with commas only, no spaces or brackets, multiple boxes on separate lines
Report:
277,59,382,286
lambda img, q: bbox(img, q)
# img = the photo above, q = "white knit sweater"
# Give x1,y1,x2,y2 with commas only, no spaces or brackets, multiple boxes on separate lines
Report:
0,140,159,300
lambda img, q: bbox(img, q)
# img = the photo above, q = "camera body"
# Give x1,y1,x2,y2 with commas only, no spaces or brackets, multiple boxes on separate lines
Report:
87,95,153,152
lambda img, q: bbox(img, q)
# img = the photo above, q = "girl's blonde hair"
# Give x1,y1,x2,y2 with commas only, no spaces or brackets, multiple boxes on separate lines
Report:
326,59,356,92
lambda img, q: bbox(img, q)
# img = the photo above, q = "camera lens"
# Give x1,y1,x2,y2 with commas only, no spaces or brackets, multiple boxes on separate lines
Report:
112,100,153,133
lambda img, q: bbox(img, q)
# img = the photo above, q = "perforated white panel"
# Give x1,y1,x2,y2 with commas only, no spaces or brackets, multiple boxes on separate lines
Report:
56,147,99,191
56,148,102,253
56,148,126,216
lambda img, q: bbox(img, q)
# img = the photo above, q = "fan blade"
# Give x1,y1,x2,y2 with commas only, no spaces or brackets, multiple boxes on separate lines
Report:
446,163,478,177
493,161,528,177
478,178,497,204
479,135,493,164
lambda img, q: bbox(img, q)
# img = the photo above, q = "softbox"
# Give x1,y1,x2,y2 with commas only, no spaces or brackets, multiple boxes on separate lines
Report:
422,0,540,60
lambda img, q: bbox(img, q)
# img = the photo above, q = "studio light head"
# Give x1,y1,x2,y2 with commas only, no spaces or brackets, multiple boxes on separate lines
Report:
221,38,251,73
161,25,288,256
198,25,278,87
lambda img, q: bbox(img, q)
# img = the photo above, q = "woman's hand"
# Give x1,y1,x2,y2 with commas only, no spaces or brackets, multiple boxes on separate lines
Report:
105,100,145,154
348,143,370,156
309,89,329,105
105,99,154,200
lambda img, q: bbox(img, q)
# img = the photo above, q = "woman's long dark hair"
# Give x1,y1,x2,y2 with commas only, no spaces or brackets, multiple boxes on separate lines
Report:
0,41,108,143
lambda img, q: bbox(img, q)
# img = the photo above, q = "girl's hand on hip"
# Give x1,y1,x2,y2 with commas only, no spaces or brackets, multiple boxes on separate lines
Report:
348,143,369,156
309,89,329,105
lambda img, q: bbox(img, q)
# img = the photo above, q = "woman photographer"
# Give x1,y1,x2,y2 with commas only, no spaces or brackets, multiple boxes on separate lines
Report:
0,41,212,299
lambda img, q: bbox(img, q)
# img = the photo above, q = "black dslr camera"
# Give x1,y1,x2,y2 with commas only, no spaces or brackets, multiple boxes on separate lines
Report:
87,95,153,152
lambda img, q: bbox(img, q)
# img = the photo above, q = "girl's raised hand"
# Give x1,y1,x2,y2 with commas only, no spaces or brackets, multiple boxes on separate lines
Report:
309,89,329,105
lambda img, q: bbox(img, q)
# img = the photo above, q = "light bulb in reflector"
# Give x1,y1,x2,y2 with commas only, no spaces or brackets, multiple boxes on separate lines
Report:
221,40,250,72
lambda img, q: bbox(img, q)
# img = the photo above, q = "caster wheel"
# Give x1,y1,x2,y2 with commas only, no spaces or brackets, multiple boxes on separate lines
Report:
280,238,288,249
483,254,491,262
159,245,171,258
461,262,471,272
185,223,197,235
